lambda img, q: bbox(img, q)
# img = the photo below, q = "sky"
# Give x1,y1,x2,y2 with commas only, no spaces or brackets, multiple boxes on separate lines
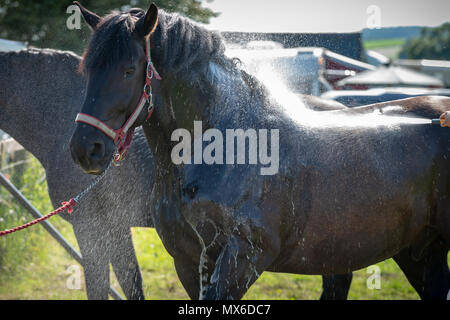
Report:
201,0,450,33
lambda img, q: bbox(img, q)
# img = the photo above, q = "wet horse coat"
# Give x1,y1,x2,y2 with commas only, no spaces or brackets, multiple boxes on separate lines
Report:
69,4,450,300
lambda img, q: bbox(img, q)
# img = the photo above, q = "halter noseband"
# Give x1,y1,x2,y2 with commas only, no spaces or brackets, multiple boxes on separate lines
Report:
75,37,161,162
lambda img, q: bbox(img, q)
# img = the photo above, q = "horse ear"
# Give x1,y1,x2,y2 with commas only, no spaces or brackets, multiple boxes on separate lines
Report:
73,1,102,30
135,3,159,37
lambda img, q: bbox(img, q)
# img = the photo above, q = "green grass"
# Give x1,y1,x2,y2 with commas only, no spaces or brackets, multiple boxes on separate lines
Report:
0,156,447,300
363,38,407,50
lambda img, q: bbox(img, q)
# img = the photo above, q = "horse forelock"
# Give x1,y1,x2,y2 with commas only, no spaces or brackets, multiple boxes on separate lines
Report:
80,9,144,73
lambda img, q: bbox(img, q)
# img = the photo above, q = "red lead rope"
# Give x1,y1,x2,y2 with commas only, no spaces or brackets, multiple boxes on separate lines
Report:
0,199,77,237
0,150,114,237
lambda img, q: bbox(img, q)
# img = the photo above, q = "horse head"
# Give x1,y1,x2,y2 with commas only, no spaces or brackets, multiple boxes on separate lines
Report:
69,2,160,174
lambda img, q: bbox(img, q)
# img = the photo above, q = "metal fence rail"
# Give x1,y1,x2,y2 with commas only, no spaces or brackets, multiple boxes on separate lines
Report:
0,172,124,300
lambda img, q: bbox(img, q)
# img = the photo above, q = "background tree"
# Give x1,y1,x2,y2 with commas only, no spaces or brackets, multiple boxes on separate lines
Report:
0,0,219,54
399,22,450,60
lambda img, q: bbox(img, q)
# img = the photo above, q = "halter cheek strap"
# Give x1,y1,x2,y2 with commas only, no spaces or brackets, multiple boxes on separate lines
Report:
75,36,161,162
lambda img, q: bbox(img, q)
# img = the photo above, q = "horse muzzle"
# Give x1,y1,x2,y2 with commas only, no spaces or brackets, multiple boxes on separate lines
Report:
69,125,114,175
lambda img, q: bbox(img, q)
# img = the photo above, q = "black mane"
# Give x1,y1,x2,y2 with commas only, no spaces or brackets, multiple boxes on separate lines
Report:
81,8,225,75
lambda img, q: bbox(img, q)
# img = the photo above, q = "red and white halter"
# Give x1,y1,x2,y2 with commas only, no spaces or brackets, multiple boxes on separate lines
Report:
75,37,161,162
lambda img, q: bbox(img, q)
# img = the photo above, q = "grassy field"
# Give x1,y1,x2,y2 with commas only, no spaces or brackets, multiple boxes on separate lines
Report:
363,38,407,50
0,156,447,300
363,38,407,60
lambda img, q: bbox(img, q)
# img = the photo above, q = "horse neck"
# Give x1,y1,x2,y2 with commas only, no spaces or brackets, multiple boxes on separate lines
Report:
144,59,269,171
0,50,85,167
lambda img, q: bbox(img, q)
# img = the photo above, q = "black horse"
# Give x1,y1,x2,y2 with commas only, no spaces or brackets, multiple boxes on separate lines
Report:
69,3,450,299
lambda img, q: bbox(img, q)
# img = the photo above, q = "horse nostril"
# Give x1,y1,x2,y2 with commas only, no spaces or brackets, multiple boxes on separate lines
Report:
89,141,105,160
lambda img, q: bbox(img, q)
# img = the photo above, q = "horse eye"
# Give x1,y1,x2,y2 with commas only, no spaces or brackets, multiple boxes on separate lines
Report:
124,68,135,78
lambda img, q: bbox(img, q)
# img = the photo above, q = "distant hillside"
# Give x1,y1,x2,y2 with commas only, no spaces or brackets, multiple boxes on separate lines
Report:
362,26,422,41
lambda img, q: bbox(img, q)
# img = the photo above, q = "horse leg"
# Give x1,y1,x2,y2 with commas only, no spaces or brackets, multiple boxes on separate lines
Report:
320,273,353,300
174,258,201,299
73,224,110,300
203,234,278,300
435,155,450,247
393,239,449,300
109,227,145,300
437,199,450,248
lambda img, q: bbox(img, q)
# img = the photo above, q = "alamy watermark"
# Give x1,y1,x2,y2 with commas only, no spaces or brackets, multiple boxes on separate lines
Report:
366,5,381,29
366,265,381,290
66,5,81,30
66,264,82,290
171,121,279,175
